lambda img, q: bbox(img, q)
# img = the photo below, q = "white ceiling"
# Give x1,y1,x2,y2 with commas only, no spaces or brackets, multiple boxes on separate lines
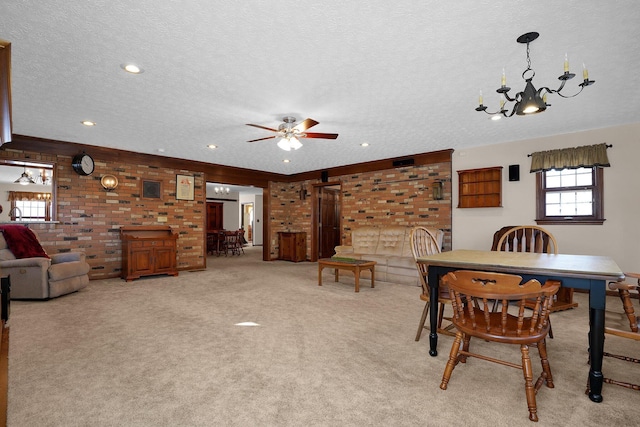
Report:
1,1,639,175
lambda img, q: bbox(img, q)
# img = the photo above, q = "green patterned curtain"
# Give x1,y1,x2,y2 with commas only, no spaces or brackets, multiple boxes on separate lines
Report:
529,143,610,172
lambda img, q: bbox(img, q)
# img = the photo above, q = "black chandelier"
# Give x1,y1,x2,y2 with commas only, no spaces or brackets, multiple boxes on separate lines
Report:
476,32,595,119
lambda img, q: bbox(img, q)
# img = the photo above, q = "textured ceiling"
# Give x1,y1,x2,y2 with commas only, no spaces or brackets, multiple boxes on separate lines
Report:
1,1,639,175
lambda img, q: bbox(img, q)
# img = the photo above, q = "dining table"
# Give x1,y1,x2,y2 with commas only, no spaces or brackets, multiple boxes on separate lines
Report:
417,249,624,403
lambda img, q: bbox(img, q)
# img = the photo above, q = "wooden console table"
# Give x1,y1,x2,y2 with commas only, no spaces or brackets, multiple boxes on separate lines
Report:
120,226,179,281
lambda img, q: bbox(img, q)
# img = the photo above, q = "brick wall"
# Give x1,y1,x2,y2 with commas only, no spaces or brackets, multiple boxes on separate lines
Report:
269,161,452,259
1,148,206,279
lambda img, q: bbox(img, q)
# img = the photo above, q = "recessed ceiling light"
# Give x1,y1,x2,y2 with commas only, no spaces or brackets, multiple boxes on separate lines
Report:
361,142,369,147
283,159,290,163
490,115,502,121
121,63,144,74
157,148,165,153
81,120,96,126
207,144,217,149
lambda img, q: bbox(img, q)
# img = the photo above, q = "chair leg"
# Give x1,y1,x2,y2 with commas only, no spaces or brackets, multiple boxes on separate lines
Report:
440,331,463,390
537,339,554,388
415,302,429,341
437,302,445,329
520,344,539,422
460,335,471,363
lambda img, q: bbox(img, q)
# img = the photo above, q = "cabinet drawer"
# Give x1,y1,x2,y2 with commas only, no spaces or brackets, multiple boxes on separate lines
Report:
130,241,143,248
143,240,160,247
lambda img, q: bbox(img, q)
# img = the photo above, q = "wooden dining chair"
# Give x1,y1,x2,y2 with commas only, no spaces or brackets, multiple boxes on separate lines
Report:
439,270,560,422
495,225,558,254
224,230,241,256
235,229,245,255
409,226,454,341
495,225,567,337
587,272,640,392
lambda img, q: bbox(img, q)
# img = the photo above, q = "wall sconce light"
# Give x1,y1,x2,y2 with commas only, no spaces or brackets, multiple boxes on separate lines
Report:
101,174,119,191
214,186,230,194
432,180,444,200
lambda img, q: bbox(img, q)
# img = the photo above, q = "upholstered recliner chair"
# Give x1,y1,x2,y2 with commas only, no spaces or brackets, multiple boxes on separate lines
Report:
0,225,90,299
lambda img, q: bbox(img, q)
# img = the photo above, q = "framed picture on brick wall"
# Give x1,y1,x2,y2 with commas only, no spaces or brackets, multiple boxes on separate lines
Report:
142,179,162,199
176,174,195,201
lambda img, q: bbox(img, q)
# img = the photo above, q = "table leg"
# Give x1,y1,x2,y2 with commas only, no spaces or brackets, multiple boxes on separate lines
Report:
318,264,323,287
334,268,339,282
588,306,605,402
428,268,439,357
370,266,375,288
354,266,360,292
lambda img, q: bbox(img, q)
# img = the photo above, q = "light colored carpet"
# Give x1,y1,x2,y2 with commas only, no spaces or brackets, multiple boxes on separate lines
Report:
7,246,640,426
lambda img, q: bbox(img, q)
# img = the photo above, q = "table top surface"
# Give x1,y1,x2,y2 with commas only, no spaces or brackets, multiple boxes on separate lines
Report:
417,249,624,281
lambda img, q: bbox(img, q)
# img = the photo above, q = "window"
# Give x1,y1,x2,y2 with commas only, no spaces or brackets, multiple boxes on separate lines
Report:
8,191,52,221
536,167,604,225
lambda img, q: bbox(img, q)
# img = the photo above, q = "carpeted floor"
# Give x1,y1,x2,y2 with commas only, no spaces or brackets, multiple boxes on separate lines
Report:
7,246,640,426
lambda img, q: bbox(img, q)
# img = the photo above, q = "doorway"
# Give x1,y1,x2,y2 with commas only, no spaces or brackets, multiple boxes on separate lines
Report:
314,184,341,260
241,202,254,245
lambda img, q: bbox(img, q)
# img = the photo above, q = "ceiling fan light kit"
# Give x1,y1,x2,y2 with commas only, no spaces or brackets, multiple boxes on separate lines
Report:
247,116,338,151
476,32,595,118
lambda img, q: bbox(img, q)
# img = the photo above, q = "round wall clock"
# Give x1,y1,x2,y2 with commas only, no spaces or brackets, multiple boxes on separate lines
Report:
72,153,95,176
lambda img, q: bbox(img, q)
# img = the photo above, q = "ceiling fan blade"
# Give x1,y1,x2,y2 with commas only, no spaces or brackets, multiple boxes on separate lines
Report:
246,123,279,132
247,136,277,143
293,118,319,132
303,132,339,140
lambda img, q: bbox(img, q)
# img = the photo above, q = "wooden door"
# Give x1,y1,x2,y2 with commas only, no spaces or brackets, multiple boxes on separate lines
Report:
319,188,340,258
206,202,223,231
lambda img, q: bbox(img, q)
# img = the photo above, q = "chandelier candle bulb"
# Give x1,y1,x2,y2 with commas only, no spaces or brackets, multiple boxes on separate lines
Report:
564,53,569,73
479,90,483,105
583,63,589,80
501,68,506,87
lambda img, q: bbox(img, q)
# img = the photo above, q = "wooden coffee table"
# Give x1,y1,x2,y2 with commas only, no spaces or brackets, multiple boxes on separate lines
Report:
318,258,376,292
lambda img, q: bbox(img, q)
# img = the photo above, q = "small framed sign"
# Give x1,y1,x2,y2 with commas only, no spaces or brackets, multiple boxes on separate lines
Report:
142,180,162,199
176,174,195,201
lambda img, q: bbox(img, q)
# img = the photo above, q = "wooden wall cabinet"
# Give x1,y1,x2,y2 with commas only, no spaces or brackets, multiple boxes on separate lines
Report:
457,166,503,208
120,226,179,281
278,231,307,262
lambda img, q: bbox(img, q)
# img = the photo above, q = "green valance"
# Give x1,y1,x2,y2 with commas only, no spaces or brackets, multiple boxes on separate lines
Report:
529,143,611,173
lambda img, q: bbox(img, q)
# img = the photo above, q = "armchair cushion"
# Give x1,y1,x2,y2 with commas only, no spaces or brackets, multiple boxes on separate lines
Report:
48,260,90,281
0,225,49,259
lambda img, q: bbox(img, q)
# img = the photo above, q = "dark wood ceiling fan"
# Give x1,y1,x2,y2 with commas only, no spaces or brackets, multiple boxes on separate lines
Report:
246,116,339,145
